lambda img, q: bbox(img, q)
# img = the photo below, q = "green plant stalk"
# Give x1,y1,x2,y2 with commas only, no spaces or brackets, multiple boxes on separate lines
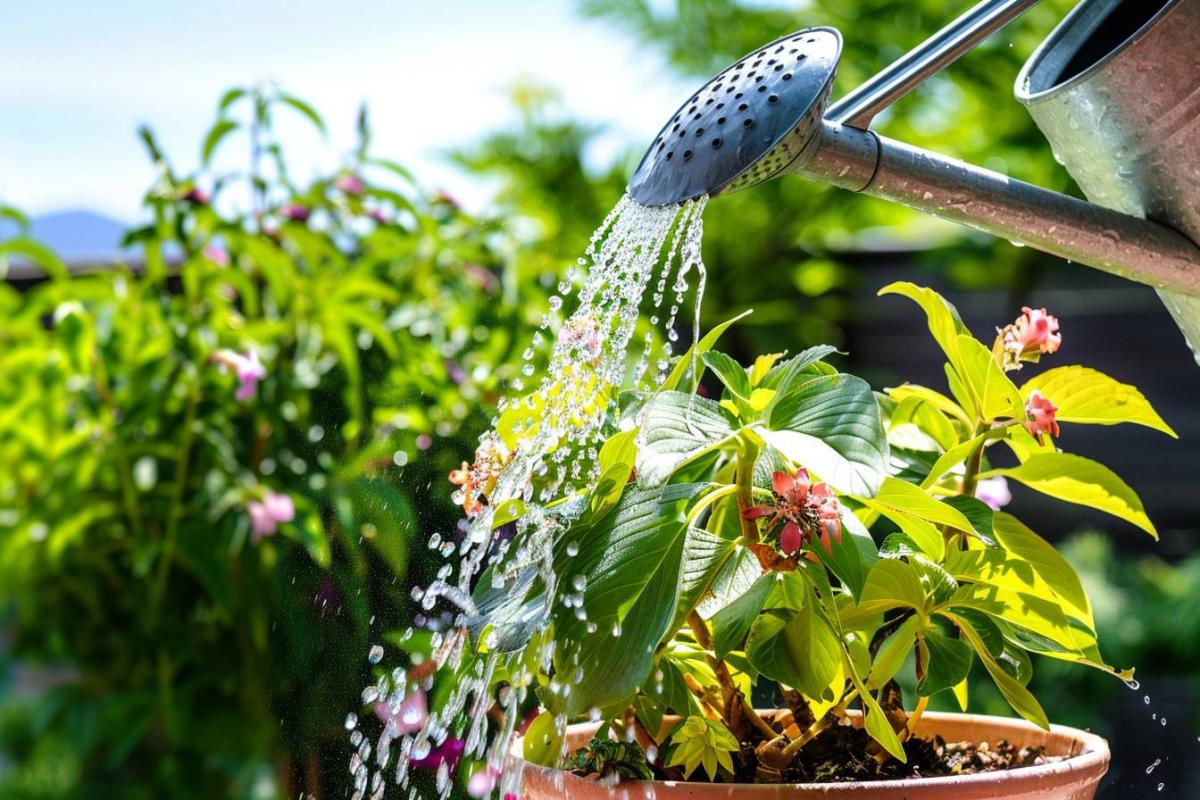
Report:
93,351,144,539
149,378,200,627
735,433,762,546
686,610,775,740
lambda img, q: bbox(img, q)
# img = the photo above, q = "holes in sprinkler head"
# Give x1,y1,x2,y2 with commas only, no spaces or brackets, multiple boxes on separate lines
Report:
716,102,724,109
768,94,779,103
738,103,748,110
678,129,687,137
683,150,693,160
712,138,722,148
695,128,704,137
775,64,784,71
743,118,754,128
735,92,743,99
797,53,807,61
717,116,726,124
782,73,792,81
665,151,674,160
755,75,764,83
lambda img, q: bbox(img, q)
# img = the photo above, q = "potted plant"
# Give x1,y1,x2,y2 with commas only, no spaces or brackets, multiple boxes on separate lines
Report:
460,282,1171,799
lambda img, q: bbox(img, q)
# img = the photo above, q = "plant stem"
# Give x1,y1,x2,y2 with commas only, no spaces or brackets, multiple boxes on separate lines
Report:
150,377,200,627
686,610,775,740
735,434,762,546
959,422,988,500
779,688,858,758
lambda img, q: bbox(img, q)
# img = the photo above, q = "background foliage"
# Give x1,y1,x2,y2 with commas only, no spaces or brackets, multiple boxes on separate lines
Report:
1,1,1196,798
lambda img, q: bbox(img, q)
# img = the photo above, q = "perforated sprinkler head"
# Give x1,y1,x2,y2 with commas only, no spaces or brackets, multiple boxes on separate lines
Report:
627,27,842,206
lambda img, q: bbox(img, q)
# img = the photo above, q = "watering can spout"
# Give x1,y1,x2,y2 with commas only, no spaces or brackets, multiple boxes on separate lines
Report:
629,0,1200,359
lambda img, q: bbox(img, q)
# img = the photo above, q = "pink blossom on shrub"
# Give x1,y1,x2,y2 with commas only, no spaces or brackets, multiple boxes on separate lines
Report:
1025,390,1061,438
246,492,294,542
202,244,229,267
999,306,1061,370
374,688,427,735
182,186,210,205
333,173,365,195
211,348,267,401
280,203,311,222
975,476,1012,511
467,765,499,798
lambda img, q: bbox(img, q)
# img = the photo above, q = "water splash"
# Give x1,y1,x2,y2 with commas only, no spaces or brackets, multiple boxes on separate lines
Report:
347,193,710,799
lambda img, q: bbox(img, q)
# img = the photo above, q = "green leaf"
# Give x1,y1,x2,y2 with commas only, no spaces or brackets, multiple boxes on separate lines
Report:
701,350,751,400
948,611,1049,729
666,716,739,780
760,345,838,396
0,236,68,280
944,582,1079,652
217,87,246,112
887,384,972,427
981,452,1156,537
857,476,974,558
347,478,411,579
878,282,969,374
1020,365,1175,437
277,92,327,134
941,495,995,545
867,614,921,689
817,507,878,600
667,526,736,639
746,602,842,700
201,118,239,165
858,558,927,615
918,627,973,697
637,392,735,484
710,573,775,657
591,429,638,515
662,309,753,392
523,710,565,767
954,334,1025,422
552,486,693,714
763,373,889,496
992,512,1091,626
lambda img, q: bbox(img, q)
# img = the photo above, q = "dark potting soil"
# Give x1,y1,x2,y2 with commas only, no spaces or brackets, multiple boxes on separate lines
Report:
736,718,1060,784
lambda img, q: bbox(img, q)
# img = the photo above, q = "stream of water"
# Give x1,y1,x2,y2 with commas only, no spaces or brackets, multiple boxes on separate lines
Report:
347,193,709,800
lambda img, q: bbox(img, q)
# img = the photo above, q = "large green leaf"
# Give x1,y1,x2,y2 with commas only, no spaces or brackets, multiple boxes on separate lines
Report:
637,392,735,484
878,282,969,375
982,452,1156,537
745,601,842,700
992,513,1091,626
857,476,976,559
947,611,1049,729
763,373,888,496
666,527,737,641
552,486,694,713
701,351,751,400
1020,365,1175,437
866,614,922,689
710,573,775,658
944,582,1079,652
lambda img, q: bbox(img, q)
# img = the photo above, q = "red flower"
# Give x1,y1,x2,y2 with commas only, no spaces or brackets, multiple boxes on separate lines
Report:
280,203,311,223
743,468,841,556
1025,390,1061,438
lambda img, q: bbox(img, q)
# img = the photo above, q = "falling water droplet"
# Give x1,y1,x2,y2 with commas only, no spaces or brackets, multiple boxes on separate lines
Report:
368,645,384,664
345,712,359,731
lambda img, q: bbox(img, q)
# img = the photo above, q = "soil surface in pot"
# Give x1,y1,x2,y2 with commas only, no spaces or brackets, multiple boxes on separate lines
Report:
571,704,1069,785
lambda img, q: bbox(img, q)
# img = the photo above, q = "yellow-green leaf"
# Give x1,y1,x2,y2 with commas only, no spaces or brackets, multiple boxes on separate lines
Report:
981,452,1156,537
1020,366,1175,437
955,334,1025,422
948,612,1049,729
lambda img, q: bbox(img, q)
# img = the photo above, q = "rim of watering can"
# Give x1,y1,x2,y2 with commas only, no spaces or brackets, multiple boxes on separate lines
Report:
627,26,843,206
1016,0,1180,104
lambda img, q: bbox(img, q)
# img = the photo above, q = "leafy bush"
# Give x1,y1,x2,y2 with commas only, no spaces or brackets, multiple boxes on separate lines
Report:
0,86,548,798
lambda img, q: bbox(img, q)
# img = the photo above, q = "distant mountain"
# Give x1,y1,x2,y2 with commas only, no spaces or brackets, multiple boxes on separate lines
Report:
2,209,131,278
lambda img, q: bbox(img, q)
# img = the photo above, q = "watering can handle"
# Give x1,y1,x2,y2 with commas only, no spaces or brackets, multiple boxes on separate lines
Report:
827,0,1043,129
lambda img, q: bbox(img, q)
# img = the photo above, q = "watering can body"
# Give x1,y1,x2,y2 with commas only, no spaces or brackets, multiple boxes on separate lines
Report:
1017,0,1200,361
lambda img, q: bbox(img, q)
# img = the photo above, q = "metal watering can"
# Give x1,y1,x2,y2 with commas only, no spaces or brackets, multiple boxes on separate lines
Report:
628,0,1200,361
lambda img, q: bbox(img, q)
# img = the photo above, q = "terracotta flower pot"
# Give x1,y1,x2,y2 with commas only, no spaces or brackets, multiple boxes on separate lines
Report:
516,711,1109,799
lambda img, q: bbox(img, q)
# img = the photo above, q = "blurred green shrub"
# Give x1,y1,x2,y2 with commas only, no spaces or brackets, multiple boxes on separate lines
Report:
0,85,549,799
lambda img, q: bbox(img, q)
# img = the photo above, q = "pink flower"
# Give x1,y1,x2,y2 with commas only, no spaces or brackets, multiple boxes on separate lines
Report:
333,173,365,195
1025,390,1061,438
246,491,294,542
280,203,311,223
203,244,229,267
374,689,427,735
467,766,500,798
182,186,210,205
410,737,464,771
211,348,267,401
975,476,1012,511
999,307,1061,370
368,208,391,225
743,468,841,556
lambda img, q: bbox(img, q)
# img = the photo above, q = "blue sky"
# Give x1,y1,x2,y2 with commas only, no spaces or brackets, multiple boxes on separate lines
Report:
0,0,692,221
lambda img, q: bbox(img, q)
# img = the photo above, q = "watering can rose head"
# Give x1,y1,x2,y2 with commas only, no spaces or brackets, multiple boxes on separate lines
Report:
461,282,1175,786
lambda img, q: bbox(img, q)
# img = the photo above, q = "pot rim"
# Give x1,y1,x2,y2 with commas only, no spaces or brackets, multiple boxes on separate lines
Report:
514,710,1110,793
